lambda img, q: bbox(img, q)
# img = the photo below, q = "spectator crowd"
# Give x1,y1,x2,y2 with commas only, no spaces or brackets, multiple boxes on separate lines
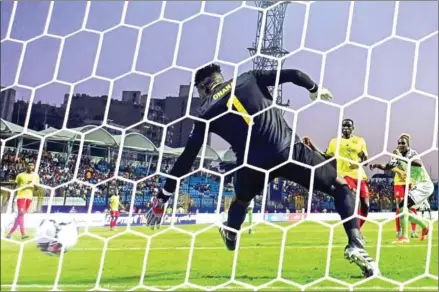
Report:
1,148,438,215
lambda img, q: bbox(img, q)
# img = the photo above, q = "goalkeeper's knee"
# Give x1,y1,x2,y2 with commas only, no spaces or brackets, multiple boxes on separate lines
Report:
233,198,251,209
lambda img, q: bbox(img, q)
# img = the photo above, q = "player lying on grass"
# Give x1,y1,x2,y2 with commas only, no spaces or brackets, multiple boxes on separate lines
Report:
369,135,431,243
6,162,40,240
145,64,380,277
303,119,370,230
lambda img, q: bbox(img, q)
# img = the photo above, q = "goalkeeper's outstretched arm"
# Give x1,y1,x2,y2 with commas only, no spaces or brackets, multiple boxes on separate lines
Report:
145,122,205,227
162,121,206,196
251,69,333,101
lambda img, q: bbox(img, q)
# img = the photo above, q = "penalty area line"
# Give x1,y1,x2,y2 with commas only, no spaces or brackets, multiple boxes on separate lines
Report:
0,284,438,290
68,243,438,251
1,244,436,252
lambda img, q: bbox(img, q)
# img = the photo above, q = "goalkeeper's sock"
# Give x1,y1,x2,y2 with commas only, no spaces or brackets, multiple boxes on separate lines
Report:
227,200,247,232
395,208,401,233
332,184,363,248
410,208,417,231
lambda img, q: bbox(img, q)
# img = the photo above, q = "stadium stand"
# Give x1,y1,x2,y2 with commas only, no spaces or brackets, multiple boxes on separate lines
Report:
1,119,438,216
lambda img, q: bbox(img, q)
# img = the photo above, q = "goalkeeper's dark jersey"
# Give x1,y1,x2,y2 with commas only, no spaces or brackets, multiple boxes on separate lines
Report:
164,69,313,193
199,70,296,164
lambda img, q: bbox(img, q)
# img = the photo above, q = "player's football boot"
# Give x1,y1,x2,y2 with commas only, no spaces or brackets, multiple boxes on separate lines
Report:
5,234,11,239
21,234,29,240
344,245,381,278
411,231,419,238
420,228,429,241
219,222,237,251
392,236,410,244
396,231,402,238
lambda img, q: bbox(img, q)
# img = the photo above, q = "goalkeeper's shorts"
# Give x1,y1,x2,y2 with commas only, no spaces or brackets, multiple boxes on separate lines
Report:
233,142,337,203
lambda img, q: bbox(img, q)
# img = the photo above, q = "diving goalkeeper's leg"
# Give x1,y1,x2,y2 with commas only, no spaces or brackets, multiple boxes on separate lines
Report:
219,167,265,251
330,178,380,277
286,143,380,278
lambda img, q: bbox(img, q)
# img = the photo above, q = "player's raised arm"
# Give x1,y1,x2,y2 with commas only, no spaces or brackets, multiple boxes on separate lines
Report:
251,69,333,101
145,121,206,227
369,152,407,179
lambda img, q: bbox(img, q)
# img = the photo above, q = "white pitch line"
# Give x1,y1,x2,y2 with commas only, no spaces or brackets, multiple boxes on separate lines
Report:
1,244,436,252
63,243,439,251
0,284,437,290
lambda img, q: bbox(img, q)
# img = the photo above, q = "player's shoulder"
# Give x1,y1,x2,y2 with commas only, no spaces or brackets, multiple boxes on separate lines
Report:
352,135,366,143
406,148,419,158
329,137,338,145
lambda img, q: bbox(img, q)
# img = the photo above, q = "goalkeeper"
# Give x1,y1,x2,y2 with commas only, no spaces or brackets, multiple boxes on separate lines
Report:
146,64,380,278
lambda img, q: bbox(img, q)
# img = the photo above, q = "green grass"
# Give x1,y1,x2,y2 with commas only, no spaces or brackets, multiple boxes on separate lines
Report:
1,221,438,291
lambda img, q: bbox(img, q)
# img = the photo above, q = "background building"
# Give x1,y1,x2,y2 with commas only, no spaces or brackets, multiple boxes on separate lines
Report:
10,84,210,148
0,87,16,122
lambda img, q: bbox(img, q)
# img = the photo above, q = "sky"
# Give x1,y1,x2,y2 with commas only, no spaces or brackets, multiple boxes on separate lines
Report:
1,1,438,178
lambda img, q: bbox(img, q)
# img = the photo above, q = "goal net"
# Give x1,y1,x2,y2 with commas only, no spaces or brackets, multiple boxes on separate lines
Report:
1,1,438,291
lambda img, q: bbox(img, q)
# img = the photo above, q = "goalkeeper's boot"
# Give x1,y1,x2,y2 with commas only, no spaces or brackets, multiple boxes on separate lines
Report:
219,222,237,251
21,234,29,240
344,245,380,278
420,228,429,241
5,234,11,239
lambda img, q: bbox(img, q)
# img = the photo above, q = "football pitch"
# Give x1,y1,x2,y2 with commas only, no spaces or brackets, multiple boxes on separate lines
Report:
1,221,438,291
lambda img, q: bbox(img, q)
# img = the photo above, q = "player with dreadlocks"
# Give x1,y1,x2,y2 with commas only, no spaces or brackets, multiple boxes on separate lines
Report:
370,134,431,243
145,64,380,277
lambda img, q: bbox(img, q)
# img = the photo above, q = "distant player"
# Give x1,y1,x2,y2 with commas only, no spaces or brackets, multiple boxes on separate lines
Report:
6,162,40,239
370,135,431,243
146,64,380,277
108,184,124,231
247,199,255,234
304,119,370,229
148,189,162,231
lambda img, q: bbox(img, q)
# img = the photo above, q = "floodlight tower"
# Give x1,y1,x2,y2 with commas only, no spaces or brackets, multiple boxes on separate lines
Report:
248,1,290,107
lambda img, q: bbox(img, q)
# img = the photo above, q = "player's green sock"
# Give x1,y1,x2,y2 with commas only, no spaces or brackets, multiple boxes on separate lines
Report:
401,208,428,237
248,209,253,225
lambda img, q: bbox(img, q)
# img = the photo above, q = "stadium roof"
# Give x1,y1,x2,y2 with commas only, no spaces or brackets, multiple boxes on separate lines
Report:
1,119,42,137
1,120,233,162
35,125,118,146
113,133,156,152
217,149,237,162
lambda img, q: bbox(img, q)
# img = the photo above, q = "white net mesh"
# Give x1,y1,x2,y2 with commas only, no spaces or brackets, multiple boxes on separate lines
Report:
1,1,438,291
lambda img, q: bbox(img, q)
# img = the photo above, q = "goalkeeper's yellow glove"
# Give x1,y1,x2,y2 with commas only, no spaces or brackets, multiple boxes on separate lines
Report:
310,87,333,101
